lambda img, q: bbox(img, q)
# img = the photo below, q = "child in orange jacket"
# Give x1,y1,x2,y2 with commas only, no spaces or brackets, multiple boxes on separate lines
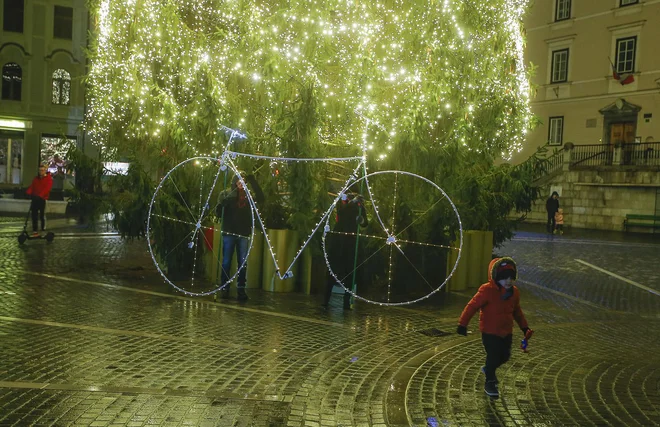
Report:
456,257,530,397
554,208,564,235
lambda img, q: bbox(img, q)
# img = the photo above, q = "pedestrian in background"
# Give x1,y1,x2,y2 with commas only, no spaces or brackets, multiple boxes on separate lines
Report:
456,257,531,398
25,164,53,236
545,191,559,234
215,173,264,301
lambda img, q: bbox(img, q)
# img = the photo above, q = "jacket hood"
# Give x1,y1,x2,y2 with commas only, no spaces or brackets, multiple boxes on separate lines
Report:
488,256,518,284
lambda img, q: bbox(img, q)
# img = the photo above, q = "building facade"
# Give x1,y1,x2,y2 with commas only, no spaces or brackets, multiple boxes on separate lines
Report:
0,0,87,190
517,0,660,163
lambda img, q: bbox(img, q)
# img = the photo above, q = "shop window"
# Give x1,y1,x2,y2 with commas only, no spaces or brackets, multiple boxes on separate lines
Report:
0,131,24,185
40,134,76,175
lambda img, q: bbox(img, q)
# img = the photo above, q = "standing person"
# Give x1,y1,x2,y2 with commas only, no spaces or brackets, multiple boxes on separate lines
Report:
25,164,53,236
554,208,564,235
456,257,531,398
323,192,368,310
215,173,264,301
545,191,559,234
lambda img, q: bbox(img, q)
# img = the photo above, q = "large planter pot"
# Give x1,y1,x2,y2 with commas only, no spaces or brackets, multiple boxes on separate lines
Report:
262,229,299,292
297,248,327,295
204,223,223,284
246,230,264,288
446,230,493,291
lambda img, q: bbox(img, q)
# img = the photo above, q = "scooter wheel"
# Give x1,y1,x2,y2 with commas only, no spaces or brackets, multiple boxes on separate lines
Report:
45,232,55,242
18,234,27,245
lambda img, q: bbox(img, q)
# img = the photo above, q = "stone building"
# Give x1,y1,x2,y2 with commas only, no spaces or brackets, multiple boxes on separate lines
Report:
520,0,660,232
0,0,88,191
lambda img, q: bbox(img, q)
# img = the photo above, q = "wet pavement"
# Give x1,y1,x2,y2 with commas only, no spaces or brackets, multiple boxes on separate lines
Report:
0,219,659,426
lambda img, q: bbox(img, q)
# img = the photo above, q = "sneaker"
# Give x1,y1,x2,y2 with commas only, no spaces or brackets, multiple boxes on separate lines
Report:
237,289,248,301
484,380,499,397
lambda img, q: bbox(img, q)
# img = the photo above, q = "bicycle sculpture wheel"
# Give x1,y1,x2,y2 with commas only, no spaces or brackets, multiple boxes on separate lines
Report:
147,156,255,296
323,170,463,306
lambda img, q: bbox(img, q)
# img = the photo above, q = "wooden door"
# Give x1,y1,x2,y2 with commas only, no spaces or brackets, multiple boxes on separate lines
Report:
610,123,624,144
624,123,636,143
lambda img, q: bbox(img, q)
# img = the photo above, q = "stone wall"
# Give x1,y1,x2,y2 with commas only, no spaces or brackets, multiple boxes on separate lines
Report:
525,169,659,232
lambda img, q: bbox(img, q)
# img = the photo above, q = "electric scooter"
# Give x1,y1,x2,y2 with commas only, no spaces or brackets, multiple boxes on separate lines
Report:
17,206,55,244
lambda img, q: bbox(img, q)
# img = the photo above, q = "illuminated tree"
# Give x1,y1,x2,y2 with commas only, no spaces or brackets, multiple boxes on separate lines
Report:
85,0,538,244
87,0,532,158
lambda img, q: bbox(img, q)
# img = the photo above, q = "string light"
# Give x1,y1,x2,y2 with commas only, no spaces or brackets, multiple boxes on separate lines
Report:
321,169,463,306
86,0,532,160
146,156,256,296
147,147,463,304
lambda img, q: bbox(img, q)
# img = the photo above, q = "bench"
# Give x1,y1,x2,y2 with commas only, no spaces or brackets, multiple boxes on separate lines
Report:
623,214,660,231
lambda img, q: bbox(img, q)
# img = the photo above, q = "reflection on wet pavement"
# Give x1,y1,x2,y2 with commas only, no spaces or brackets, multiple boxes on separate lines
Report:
0,220,659,426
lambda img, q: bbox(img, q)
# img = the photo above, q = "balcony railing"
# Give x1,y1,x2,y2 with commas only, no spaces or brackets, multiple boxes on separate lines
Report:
624,142,660,167
570,144,613,167
531,148,564,181
530,142,660,182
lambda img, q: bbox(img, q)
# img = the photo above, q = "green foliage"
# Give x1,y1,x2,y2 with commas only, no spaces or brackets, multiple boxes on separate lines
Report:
106,163,153,239
65,147,107,225
380,139,542,248
84,0,539,252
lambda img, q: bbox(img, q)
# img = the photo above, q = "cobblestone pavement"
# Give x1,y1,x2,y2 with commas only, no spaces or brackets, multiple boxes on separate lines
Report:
0,220,658,426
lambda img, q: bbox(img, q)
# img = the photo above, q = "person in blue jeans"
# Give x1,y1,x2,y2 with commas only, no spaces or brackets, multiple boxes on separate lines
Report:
215,173,264,301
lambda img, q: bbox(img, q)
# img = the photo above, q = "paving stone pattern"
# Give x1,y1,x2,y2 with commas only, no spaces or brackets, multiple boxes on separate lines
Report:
0,223,659,426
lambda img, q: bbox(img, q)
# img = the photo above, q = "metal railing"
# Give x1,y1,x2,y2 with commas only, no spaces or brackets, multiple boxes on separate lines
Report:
531,148,564,182
624,142,660,166
570,144,613,167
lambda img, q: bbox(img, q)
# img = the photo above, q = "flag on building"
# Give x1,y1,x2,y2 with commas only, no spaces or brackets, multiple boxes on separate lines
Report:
609,57,635,85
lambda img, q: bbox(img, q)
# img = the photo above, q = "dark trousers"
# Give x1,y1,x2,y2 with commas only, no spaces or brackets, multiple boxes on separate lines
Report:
546,213,556,233
324,234,359,306
482,333,512,382
221,235,248,289
30,197,46,232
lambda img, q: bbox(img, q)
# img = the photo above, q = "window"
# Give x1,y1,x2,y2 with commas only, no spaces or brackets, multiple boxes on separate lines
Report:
53,6,73,39
1,63,22,101
551,49,569,83
548,117,564,146
616,37,636,74
52,69,71,105
2,0,24,33
40,135,75,175
0,131,24,185
555,0,571,21
620,0,639,6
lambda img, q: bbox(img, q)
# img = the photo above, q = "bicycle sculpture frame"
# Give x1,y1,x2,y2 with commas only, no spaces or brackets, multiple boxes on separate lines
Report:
147,125,463,306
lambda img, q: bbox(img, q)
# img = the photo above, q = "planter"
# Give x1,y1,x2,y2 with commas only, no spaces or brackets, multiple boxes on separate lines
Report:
297,248,327,295
262,229,299,292
246,230,264,288
446,230,493,291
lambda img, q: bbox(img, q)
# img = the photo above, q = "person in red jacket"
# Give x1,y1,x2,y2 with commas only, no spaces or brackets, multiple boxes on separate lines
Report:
456,257,530,397
25,164,53,236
